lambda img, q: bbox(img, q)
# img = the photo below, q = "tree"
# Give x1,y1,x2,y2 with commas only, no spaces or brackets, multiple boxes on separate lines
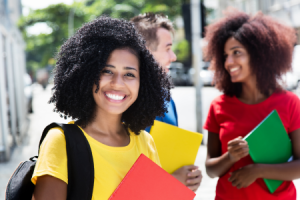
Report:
84,0,181,20
19,0,184,72
19,3,86,71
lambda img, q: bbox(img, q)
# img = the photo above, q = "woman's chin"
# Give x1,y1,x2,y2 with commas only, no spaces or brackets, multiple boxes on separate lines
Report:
230,76,243,83
230,78,239,83
103,108,128,116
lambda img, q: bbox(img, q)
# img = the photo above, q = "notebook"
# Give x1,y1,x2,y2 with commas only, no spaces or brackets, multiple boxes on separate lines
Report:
109,154,196,200
244,110,293,193
150,120,203,174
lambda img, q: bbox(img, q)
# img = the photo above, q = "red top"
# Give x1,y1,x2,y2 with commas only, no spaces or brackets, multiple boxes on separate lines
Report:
204,91,300,200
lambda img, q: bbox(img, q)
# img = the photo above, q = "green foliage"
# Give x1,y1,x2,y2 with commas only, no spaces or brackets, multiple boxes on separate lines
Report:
19,3,86,71
19,0,184,72
173,39,190,62
84,0,181,20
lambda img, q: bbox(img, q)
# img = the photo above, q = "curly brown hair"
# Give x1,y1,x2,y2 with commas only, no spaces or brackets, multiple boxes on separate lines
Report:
204,11,297,97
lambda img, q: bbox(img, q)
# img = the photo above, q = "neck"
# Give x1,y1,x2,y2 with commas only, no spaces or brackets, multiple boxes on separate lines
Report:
239,76,267,104
84,109,125,137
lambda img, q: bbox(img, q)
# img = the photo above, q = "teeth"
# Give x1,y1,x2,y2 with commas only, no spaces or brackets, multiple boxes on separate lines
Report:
230,67,239,72
106,93,125,100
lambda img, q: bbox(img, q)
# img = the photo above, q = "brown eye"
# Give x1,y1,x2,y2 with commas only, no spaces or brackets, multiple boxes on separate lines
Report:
234,50,241,55
125,73,135,77
102,69,112,74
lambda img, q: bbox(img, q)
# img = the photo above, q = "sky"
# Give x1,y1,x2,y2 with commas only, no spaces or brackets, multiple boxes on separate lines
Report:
22,0,74,16
21,0,74,35
204,0,218,9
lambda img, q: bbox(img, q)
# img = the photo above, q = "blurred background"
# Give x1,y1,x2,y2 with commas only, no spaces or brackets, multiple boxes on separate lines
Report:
1,0,300,199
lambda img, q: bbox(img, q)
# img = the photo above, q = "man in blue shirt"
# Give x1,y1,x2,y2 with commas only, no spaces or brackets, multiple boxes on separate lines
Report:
131,13,202,192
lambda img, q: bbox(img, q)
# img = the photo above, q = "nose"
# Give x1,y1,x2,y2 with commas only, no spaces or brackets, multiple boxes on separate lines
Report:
110,73,125,88
225,55,234,66
169,50,177,62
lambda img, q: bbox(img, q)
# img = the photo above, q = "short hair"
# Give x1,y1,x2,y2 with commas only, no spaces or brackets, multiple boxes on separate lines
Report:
130,13,174,50
49,16,171,135
204,11,297,97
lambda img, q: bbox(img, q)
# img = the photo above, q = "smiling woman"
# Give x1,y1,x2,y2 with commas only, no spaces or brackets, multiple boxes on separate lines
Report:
223,37,252,83
31,16,171,200
49,17,171,134
203,10,300,200
93,49,140,115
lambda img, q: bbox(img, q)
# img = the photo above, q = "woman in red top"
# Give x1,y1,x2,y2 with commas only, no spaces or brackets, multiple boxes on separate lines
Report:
203,10,300,200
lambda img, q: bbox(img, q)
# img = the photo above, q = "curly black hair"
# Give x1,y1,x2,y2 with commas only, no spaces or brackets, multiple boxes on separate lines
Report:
49,16,172,135
204,11,296,97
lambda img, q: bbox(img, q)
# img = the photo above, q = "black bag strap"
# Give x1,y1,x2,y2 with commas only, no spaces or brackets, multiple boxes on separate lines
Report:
38,123,94,200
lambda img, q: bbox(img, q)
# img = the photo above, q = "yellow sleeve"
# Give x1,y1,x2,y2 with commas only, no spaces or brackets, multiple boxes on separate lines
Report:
140,130,161,167
31,127,68,185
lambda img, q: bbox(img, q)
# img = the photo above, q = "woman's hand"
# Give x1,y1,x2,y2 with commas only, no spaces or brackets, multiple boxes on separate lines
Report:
228,164,260,189
227,136,249,163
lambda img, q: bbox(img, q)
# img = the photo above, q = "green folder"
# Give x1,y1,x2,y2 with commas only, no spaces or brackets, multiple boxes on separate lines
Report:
244,110,292,193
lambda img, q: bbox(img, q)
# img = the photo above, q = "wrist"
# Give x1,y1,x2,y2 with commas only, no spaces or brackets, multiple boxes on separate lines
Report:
226,152,238,164
253,164,264,179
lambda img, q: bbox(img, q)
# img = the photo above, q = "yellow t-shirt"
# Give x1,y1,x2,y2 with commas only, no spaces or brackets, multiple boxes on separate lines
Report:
32,122,161,200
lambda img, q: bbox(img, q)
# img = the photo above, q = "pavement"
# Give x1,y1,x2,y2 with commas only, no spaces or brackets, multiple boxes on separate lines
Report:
1,84,300,199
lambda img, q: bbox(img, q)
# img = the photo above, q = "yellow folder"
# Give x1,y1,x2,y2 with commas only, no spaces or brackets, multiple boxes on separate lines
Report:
149,120,203,174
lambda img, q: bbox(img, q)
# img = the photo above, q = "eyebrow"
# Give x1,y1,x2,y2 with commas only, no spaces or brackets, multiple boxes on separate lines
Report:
224,46,243,55
105,65,138,72
166,43,172,47
230,46,242,50
125,67,138,71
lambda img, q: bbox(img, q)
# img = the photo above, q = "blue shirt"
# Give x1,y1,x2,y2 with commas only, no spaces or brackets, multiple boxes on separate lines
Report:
145,98,178,133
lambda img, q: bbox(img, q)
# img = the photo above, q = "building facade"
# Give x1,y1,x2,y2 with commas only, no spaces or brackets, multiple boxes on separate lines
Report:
0,0,27,161
217,0,300,44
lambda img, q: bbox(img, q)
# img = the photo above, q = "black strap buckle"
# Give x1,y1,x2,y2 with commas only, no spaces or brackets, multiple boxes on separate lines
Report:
30,156,38,161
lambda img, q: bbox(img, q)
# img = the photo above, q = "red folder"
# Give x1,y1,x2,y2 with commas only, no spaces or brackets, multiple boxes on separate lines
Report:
109,154,196,200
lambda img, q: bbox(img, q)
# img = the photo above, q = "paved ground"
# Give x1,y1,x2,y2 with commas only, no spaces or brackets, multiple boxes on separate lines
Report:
1,84,300,199
0,84,69,199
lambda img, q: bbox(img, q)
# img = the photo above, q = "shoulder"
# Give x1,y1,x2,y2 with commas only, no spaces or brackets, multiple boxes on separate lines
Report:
212,94,233,103
40,127,66,152
272,90,299,103
131,130,156,150
167,98,176,110
282,90,299,99
33,126,68,185
210,94,235,107
170,98,176,105
135,130,154,143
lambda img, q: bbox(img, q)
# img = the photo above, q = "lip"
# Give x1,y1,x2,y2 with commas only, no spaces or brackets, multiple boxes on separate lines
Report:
104,92,127,103
228,66,240,76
